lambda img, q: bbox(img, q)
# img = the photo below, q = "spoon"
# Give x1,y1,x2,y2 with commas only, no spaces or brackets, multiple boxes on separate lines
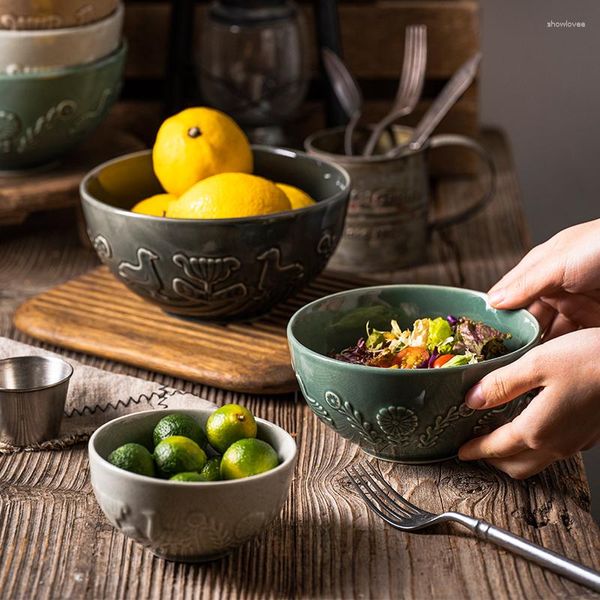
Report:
322,48,363,155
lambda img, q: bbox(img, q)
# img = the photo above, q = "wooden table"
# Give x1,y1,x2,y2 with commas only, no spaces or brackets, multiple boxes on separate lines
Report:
0,131,598,599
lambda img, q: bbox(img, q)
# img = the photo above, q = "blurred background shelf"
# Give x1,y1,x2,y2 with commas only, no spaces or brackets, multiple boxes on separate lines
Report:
0,0,485,228
121,0,481,137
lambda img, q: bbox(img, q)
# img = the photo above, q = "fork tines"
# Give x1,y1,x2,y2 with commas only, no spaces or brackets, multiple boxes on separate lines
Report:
346,462,426,527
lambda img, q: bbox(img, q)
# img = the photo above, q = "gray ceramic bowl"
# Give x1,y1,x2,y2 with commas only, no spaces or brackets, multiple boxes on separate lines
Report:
88,407,297,562
287,284,541,463
0,42,125,170
81,147,350,320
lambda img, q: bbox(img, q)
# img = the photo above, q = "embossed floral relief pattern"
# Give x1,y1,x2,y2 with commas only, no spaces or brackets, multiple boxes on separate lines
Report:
296,373,520,455
96,488,276,559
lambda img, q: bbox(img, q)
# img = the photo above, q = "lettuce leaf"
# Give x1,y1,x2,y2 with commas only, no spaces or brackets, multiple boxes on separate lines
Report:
366,329,386,350
426,317,453,353
454,318,511,357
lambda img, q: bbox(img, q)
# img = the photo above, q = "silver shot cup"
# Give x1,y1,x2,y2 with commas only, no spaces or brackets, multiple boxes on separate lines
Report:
0,356,73,446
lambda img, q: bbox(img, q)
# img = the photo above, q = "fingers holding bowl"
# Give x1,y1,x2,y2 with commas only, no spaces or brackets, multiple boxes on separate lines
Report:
464,350,543,411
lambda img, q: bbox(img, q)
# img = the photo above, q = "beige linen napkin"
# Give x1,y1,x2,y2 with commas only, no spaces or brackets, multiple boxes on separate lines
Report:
0,337,215,454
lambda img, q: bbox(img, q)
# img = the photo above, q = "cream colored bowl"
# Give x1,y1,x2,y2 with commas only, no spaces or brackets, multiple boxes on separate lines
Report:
89,408,297,562
0,3,122,74
0,0,118,30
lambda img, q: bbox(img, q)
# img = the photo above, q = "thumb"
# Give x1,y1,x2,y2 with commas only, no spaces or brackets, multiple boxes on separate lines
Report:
466,351,543,410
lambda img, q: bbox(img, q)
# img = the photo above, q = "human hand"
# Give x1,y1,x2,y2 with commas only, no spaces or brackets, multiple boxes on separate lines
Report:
488,219,600,338
458,328,600,479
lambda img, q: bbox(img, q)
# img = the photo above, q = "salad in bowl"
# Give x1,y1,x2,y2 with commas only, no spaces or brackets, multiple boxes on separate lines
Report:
334,316,511,369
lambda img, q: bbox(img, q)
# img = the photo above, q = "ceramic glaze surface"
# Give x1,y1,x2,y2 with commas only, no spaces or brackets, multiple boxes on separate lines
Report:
81,147,350,320
0,43,125,169
287,285,540,463
88,408,297,562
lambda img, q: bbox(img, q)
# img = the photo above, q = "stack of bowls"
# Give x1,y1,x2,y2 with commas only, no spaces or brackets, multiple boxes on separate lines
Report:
0,1,126,170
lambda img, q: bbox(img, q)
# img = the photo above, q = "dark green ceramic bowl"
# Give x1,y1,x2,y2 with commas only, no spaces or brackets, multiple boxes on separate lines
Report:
287,285,541,463
0,43,126,171
81,147,350,320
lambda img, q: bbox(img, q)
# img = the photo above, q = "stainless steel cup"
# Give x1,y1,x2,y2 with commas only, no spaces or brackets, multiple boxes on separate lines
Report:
305,126,496,271
0,356,73,446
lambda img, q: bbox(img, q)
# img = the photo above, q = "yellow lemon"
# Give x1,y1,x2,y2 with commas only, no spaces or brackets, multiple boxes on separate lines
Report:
166,173,291,219
276,183,316,210
131,193,176,217
153,107,253,196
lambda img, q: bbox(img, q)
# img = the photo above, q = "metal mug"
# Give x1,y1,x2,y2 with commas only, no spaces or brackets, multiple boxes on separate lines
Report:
304,126,496,271
0,356,73,446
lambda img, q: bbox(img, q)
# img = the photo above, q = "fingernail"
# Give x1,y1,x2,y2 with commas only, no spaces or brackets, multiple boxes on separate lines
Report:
466,383,486,409
488,290,505,307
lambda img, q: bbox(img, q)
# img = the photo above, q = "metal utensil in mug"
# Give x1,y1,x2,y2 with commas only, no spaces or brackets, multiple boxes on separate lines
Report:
305,126,496,271
0,356,73,446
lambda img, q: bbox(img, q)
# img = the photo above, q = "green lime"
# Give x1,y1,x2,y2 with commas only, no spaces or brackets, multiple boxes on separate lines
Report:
170,472,204,482
154,435,207,478
206,404,257,453
153,413,207,449
220,438,279,480
197,456,222,481
108,443,155,477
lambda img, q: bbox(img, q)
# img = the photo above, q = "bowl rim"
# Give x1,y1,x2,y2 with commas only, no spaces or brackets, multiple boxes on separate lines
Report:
79,146,351,225
0,40,127,81
287,283,541,375
0,355,73,393
88,407,297,486
0,3,123,40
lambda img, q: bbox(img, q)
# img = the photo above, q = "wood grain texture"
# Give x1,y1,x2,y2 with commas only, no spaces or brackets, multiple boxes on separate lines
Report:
0,131,599,600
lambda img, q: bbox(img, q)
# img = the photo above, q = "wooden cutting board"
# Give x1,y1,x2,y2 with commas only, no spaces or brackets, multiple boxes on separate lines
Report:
14,267,367,395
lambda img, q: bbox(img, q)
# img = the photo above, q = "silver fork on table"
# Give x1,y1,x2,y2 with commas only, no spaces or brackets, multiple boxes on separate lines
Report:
362,24,427,157
347,463,600,592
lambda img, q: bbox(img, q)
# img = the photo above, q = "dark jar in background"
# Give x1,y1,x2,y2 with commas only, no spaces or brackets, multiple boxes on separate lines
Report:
197,0,309,144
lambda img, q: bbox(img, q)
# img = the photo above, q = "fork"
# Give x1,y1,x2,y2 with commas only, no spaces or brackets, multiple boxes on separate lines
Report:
361,25,427,157
347,463,600,592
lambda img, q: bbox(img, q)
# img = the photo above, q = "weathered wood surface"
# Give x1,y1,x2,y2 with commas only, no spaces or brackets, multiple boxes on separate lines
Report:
0,131,599,599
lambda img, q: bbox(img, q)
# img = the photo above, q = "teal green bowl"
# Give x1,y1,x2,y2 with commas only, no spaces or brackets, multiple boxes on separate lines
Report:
0,43,126,171
287,285,541,463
